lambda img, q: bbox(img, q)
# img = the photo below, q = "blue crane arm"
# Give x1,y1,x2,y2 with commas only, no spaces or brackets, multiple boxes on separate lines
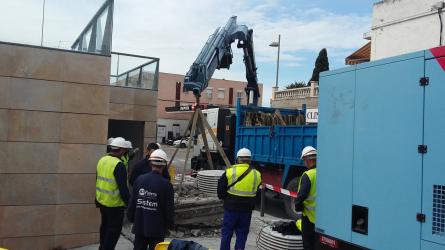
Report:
183,16,260,105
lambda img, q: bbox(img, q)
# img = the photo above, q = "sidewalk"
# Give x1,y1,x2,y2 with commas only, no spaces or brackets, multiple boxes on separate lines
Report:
71,211,283,250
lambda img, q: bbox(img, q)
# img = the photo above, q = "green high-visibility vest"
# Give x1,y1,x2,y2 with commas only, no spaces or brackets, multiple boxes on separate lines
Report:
121,154,129,168
298,168,317,223
95,155,125,207
226,164,261,197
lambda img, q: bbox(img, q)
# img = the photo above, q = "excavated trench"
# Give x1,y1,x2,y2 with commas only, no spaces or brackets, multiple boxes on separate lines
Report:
171,176,224,237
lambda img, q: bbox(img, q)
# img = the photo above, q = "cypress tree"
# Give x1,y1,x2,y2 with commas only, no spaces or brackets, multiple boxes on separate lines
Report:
309,48,329,84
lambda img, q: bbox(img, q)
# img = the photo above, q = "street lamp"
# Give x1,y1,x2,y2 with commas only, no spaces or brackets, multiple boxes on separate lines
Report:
269,34,281,88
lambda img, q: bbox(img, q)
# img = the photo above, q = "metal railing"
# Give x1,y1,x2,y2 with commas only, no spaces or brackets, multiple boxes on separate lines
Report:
110,52,160,90
273,82,319,100
71,0,114,55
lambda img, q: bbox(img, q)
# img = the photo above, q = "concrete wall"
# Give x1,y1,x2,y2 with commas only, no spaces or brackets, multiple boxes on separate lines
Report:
109,86,157,149
0,43,110,249
371,0,444,60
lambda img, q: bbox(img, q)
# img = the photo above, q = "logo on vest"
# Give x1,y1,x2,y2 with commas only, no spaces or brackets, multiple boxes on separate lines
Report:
137,188,159,211
138,188,158,198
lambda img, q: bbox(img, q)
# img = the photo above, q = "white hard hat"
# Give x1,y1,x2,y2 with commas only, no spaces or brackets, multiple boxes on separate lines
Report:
237,148,252,158
149,149,169,162
301,146,317,160
107,137,115,146
123,140,133,149
109,137,127,149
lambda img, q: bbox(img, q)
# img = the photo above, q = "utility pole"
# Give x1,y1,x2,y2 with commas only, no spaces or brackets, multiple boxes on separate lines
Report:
40,0,46,46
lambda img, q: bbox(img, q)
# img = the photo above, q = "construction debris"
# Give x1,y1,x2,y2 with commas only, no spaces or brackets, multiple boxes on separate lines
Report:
173,176,224,226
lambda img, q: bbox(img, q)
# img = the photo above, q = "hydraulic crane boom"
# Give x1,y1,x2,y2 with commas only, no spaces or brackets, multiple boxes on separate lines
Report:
183,16,260,106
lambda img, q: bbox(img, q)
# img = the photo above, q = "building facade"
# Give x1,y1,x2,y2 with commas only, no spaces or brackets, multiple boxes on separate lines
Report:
371,0,445,60
156,72,263,142
0,42,158,250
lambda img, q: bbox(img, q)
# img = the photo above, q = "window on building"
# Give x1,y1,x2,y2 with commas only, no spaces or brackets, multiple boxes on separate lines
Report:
206,88,213,99
217,88,225,99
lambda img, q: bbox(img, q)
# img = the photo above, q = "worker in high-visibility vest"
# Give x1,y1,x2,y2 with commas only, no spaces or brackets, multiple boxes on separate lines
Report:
95,137,131,250
217,148,262,250
295,146,317,250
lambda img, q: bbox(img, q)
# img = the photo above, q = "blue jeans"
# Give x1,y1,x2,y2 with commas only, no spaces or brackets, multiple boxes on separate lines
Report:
220,209,252,250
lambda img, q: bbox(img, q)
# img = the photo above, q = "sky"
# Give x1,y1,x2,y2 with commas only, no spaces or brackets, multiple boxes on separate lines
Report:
0,0,376,106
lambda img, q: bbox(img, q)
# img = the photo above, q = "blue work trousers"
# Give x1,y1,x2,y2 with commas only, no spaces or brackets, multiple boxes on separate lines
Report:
220,209,252,250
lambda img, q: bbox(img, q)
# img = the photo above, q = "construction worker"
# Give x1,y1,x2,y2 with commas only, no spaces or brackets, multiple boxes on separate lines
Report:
295,146,317,250
106,137,115,153
95,137,131,250
129,143,170,186
217,148,261,250
120,140,133,167
127,149,175,250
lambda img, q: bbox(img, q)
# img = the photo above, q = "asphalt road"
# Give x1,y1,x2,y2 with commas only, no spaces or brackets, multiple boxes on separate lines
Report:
163,144,192,172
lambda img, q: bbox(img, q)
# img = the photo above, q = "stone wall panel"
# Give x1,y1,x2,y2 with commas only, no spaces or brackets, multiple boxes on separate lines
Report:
55,204,99,235
0,44,110,85
110,86,135,104
0,77,9,108
109,103,134,120
144,121,157,138
62,83,109,115
56,174,96,204
134,89,157,106
58,143,105,173
133,105,156,122
0,205,56,238
1,236,54,250
0,109,7,140
8,77,63,112
3,142,59,173
0,174,57,205
8,110,61,142
60,113,107,144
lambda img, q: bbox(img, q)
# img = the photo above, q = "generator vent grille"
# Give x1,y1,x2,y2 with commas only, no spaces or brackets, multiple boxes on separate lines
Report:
433,185,445,237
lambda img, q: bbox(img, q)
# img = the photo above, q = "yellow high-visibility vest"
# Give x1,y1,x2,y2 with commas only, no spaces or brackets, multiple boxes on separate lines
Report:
121,154,129,168
298,168,316,223
96,155,125,207
226,164,261,197
296,219,302,232
168,165,175,184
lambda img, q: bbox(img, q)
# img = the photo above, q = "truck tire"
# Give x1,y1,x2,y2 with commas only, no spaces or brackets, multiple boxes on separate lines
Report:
283,176,301,220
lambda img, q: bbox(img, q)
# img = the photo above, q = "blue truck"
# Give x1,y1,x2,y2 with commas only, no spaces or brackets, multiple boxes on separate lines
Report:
234,99,317,219
315,46,445,250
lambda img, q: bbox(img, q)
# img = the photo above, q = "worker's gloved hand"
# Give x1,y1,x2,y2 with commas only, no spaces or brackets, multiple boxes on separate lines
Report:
129,148,140,160
272,221,301,236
